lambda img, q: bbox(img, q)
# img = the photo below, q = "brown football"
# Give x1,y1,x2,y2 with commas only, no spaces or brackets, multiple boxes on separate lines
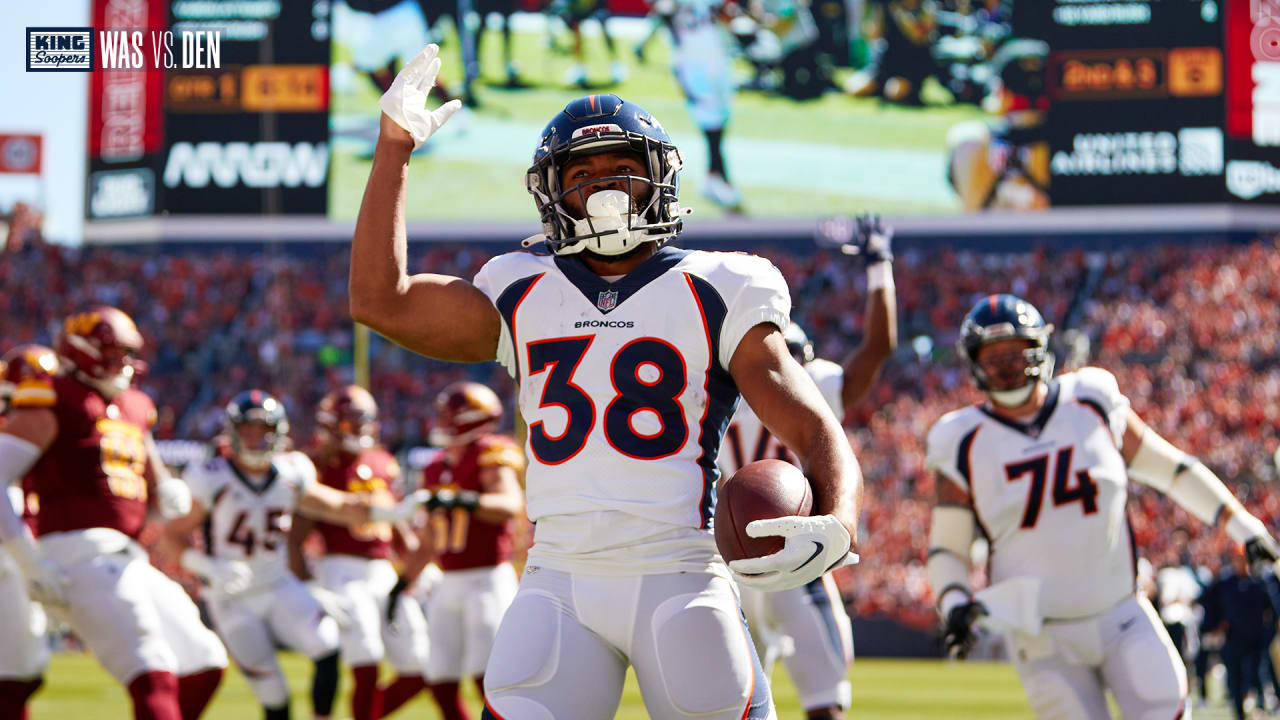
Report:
714,459,813,563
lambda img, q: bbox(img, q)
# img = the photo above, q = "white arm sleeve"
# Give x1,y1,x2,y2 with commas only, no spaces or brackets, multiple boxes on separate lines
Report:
928,505,976,615
0,434,41,543
1129,427,1266,542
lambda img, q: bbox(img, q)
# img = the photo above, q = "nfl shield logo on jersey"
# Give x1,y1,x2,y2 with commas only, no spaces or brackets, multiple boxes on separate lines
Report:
597,289,618,311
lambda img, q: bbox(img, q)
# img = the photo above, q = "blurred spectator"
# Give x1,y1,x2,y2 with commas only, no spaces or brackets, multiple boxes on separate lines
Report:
1202,546,1280,719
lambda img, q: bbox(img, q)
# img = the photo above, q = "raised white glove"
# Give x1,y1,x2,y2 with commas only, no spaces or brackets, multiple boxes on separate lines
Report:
370,489,432,524
7,533,69,606
307,581,353,628
727,514,858,592
156,478,192,519
378,44,463,151
181,549,253,595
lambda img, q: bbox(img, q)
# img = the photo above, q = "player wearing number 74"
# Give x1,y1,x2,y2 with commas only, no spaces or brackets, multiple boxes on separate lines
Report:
350,44,862,720
926,294,1280,719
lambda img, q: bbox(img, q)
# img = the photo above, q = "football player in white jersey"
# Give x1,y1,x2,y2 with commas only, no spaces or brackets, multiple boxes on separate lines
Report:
162,390,428,720
718,216,896,720
925,294,1280,720
351,45,863,720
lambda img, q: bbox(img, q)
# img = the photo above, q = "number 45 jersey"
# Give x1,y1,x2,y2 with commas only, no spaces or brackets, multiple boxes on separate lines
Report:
185,451,318,592
926,368,1135,620
473,245,790,573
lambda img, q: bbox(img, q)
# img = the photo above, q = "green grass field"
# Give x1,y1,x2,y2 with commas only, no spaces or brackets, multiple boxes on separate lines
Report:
32,652,1039,719
328,19,988,221
31,650,1244,718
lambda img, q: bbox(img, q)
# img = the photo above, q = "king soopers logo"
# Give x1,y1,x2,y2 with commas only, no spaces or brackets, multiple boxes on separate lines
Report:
27,27,94,71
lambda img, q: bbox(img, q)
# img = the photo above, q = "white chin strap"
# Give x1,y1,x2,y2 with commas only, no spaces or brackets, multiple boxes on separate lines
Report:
989,382,1037,407
567,190,647,256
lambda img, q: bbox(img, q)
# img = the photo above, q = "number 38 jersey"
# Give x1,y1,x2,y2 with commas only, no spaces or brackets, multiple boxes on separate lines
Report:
473,245,790,573
185,451,317,590
926,368,1134,620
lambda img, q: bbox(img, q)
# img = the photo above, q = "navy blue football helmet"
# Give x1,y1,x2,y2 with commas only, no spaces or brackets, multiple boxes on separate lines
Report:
525,94,687,256
958,294,1055,405
224,389,290,466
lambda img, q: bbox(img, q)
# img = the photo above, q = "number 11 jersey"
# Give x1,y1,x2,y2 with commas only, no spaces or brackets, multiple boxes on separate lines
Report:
473,245,790,573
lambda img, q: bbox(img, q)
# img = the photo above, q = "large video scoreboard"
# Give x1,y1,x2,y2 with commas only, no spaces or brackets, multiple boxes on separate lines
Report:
86,0,329,220
1020,0,1278,206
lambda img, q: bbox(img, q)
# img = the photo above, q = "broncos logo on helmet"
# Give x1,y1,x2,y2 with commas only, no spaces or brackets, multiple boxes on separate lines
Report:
957,294,1055,407
525,94,690,257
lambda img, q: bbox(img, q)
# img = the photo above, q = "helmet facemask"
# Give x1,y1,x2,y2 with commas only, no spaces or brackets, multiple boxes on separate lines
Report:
526,131,687,256
962,324,1055,407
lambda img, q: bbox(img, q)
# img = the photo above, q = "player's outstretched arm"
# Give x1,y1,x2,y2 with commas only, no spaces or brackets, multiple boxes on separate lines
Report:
349,45,501,362
287,514,317,580
1122,407,1280,566
730,323,861,543
840,215,897,410
298,483,431,526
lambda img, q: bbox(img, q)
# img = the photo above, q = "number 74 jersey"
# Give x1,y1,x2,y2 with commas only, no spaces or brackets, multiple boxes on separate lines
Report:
473,246,790,532
925,368,1136,620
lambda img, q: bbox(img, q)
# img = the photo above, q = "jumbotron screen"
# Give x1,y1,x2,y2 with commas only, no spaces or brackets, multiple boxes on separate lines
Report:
322,0,1255,222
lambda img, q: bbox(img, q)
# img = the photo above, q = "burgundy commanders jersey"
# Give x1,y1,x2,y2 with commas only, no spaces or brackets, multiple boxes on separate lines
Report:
14,374,156,539
421,434,523,572
313,448,400,560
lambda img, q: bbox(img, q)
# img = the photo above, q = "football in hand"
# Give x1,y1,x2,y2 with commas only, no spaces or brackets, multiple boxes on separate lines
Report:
714,459,813,563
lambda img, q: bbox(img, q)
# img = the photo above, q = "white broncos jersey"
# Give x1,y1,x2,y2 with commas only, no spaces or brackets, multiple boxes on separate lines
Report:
186,451,317,591
718,358,843,477
926,368,1135,620
474,245,790,573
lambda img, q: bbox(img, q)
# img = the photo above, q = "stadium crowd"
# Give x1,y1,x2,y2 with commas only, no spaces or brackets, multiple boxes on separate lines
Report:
3,233,1279,632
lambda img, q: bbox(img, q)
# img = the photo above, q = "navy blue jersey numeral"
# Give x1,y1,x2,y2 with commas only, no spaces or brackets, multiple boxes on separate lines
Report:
526,336,690,464
1006,446,1099,529
604,339,689,459
527,336,597,465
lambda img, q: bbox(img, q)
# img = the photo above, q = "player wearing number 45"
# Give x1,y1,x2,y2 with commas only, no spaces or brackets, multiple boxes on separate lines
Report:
351,44,861,720
926,294,1280,720
163,389,428,720
0,307,228,720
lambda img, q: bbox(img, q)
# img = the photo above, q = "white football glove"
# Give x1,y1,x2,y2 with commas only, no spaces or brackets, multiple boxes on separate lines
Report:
378,44,463,151
370,489,432,524
728,514,858,593
156,478,192,519
7,533,70,607
308,582,354,628
181,549,253,595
